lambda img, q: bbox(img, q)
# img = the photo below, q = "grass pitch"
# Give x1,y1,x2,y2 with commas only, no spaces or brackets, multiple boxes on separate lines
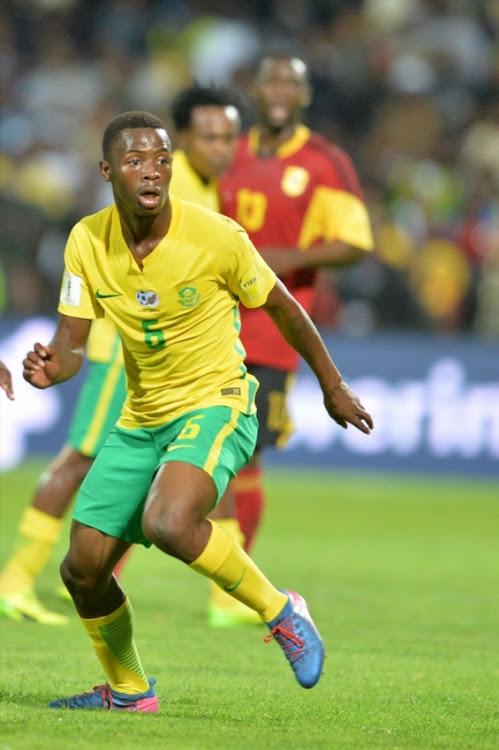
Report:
0,460,497,749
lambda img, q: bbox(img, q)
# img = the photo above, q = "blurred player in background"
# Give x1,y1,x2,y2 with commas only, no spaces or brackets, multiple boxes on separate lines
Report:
169,85,261,626
217,53,375,574
0,360,14,400
169,85,241,212
22,110,373,709
0,85,245,626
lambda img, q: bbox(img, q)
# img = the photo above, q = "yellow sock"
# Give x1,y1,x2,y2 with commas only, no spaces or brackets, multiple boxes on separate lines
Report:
216,518,245,547
192,520,287,622
80,597,149,695
0,507,62,596
208,518,246,611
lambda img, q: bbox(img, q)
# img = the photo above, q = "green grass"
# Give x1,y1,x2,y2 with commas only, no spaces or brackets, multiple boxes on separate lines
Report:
0,460,497,749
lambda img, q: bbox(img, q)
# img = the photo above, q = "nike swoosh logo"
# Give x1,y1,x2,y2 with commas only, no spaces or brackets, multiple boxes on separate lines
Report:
167,444,197,451
224,569,245,592
95,290,123,299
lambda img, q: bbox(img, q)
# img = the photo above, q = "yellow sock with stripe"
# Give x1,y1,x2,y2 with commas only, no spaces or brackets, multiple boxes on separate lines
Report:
215,518,245,547
192,519,287,623
0,507,62,596
80,597,149,695
208,518,247,610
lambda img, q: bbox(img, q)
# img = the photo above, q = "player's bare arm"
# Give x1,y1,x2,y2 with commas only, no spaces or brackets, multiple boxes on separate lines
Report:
260,241,367,277
261,280,373,434
23,315,91,389
0,360,14,400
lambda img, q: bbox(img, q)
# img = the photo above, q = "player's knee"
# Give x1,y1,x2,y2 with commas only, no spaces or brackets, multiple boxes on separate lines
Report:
60,556,80,597
142,505,191,557
60,554,99,600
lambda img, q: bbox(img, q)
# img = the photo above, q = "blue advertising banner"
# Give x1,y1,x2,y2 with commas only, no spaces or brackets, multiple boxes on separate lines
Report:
1,318,497,476
272,332,498,477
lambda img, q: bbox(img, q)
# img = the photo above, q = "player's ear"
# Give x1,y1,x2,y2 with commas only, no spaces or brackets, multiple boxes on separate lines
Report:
100,160,112,182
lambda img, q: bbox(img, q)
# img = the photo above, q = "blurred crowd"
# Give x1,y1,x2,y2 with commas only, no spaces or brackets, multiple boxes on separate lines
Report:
1,0,498,337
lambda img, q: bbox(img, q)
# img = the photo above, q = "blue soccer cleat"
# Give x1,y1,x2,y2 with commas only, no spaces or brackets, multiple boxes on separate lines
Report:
264,590,325,688
48,677,158,712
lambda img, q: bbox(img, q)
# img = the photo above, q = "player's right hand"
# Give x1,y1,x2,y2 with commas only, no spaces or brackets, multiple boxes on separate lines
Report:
23,343,60,389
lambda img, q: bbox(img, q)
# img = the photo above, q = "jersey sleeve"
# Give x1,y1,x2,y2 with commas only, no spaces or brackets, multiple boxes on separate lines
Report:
226,227,277,308
300,185,374,250
299,146,374,251
58,224,104,319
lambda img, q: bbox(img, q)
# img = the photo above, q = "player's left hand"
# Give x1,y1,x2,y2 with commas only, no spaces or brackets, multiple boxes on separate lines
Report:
324,380,373,434
0,360,14,400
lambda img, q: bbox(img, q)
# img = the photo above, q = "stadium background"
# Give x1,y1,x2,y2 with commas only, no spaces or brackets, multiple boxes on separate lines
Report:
1,0,498,476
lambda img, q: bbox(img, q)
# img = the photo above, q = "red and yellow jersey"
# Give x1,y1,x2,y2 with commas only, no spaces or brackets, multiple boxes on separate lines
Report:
58,197,276,428
219,125,374,371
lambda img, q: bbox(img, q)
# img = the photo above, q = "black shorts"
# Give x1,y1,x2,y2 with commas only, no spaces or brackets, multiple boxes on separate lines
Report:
247,363,295,450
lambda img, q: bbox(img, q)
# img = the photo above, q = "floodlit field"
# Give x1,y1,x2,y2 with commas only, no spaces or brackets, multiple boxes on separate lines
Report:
0,460,497,749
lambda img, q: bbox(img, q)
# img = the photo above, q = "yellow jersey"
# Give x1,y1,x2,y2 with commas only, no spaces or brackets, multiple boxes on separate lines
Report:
86,316,123,364
86,149,216,366
58,197,276,429
169,149,220,213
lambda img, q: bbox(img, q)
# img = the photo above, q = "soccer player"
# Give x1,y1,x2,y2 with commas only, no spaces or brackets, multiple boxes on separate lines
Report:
0,85,242,626
169,84,241,212
22,110,373,709
169,85,260,626
218,54,375,557
0,360,14,400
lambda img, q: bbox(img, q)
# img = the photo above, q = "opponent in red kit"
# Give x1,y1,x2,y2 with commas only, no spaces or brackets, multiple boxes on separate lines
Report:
214,55,374,622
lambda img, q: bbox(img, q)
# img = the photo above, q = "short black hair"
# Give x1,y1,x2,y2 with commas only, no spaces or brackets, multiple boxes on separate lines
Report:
102,111,168,160
170,84,241,131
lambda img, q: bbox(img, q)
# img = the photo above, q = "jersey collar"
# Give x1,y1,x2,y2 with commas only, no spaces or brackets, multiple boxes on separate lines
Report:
248,124,311,159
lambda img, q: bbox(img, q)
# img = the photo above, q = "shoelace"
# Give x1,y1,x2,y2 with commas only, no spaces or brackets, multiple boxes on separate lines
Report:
264,616,305,663
75,684,114,709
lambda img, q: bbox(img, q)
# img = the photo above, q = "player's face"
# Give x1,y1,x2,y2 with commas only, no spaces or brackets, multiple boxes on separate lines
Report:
100,127,173,216
179,105,240,181
255,57,311,132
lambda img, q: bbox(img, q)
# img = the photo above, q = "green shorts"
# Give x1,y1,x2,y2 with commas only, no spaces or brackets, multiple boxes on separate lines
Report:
73,406,258,546
68,360,126,458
